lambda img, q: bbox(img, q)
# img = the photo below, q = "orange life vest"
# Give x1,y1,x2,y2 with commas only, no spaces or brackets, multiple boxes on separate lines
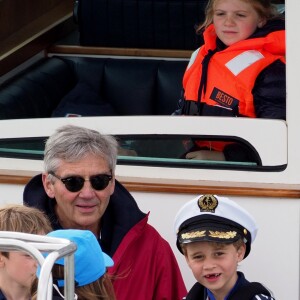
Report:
183,24,286,118
183,24,285,151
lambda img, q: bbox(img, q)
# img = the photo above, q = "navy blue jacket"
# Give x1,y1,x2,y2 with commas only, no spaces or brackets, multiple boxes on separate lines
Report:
184,272,275,300
0,290,6,300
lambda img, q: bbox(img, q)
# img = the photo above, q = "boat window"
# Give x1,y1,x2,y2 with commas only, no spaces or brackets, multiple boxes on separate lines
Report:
0,133,286,172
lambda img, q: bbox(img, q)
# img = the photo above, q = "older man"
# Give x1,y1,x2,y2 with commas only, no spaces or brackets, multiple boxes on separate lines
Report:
23,124,186,300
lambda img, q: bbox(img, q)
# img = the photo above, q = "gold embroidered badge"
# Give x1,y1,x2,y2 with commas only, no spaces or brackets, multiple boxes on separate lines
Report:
181,230,206,240
198,195,218,212
208,231,237,239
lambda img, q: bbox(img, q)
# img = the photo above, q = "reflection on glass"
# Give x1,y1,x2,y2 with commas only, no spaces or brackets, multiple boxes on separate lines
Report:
116,135,259,170
0,135,259,170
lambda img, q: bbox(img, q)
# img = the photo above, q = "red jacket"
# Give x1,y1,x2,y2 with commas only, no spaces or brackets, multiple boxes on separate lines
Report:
23,176,187,300
110,214,187,300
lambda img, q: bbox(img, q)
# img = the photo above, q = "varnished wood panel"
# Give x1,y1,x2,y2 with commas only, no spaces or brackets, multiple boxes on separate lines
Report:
48,45,193,59
0,175,298,199
0,0,74,75
0,0,67,40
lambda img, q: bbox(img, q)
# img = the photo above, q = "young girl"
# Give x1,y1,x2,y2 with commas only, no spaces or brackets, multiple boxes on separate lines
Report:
175,0,285,162
0,204,52,300
36,229,116,300
174,194,275,300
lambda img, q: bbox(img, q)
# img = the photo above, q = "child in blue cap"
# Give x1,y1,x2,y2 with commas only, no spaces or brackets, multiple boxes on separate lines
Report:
35,229,115,300
174,194,275,300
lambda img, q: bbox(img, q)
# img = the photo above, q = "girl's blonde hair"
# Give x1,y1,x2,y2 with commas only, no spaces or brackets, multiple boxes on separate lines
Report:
0,204,52,233
0,204,52,257
196,0,279,33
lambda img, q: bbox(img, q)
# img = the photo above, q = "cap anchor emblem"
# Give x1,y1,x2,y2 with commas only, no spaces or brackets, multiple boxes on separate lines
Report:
198,194,218,212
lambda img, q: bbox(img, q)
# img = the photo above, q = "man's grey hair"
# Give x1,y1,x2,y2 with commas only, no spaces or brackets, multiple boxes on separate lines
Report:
43,125,118,173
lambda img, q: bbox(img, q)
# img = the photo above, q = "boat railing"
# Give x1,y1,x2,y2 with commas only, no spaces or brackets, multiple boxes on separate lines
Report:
0,231,77,300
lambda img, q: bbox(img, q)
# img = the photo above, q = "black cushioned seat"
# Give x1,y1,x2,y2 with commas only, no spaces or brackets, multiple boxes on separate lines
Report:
0,56,188,119
0,58,76,119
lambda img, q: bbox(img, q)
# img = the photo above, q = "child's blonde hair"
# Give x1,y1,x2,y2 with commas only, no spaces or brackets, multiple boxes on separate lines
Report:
197,0,279,33
0,204,52,257
51,264,116,300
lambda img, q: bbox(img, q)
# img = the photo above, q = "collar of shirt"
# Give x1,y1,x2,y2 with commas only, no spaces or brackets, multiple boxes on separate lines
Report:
0,290,7,300
206,273,241,300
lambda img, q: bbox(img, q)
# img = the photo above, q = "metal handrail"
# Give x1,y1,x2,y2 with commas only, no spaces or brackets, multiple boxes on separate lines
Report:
0,231,77,300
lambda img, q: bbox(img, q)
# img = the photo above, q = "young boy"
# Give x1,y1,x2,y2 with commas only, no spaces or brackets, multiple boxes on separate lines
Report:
0,204,52,300
174,194,275,300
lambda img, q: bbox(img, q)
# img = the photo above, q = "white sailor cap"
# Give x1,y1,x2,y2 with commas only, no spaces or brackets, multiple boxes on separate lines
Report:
174,195,258,258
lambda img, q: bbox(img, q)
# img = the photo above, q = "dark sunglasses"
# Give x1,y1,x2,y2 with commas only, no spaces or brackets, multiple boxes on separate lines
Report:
49,172,113,192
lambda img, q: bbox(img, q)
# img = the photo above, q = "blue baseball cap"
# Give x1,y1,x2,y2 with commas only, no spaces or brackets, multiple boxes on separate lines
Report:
46,229,114,287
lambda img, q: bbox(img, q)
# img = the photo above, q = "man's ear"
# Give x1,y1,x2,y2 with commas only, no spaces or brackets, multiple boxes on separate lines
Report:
42,173,55,198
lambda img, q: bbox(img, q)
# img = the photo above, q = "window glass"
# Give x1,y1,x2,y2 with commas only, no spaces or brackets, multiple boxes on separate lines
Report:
0,135,261,171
